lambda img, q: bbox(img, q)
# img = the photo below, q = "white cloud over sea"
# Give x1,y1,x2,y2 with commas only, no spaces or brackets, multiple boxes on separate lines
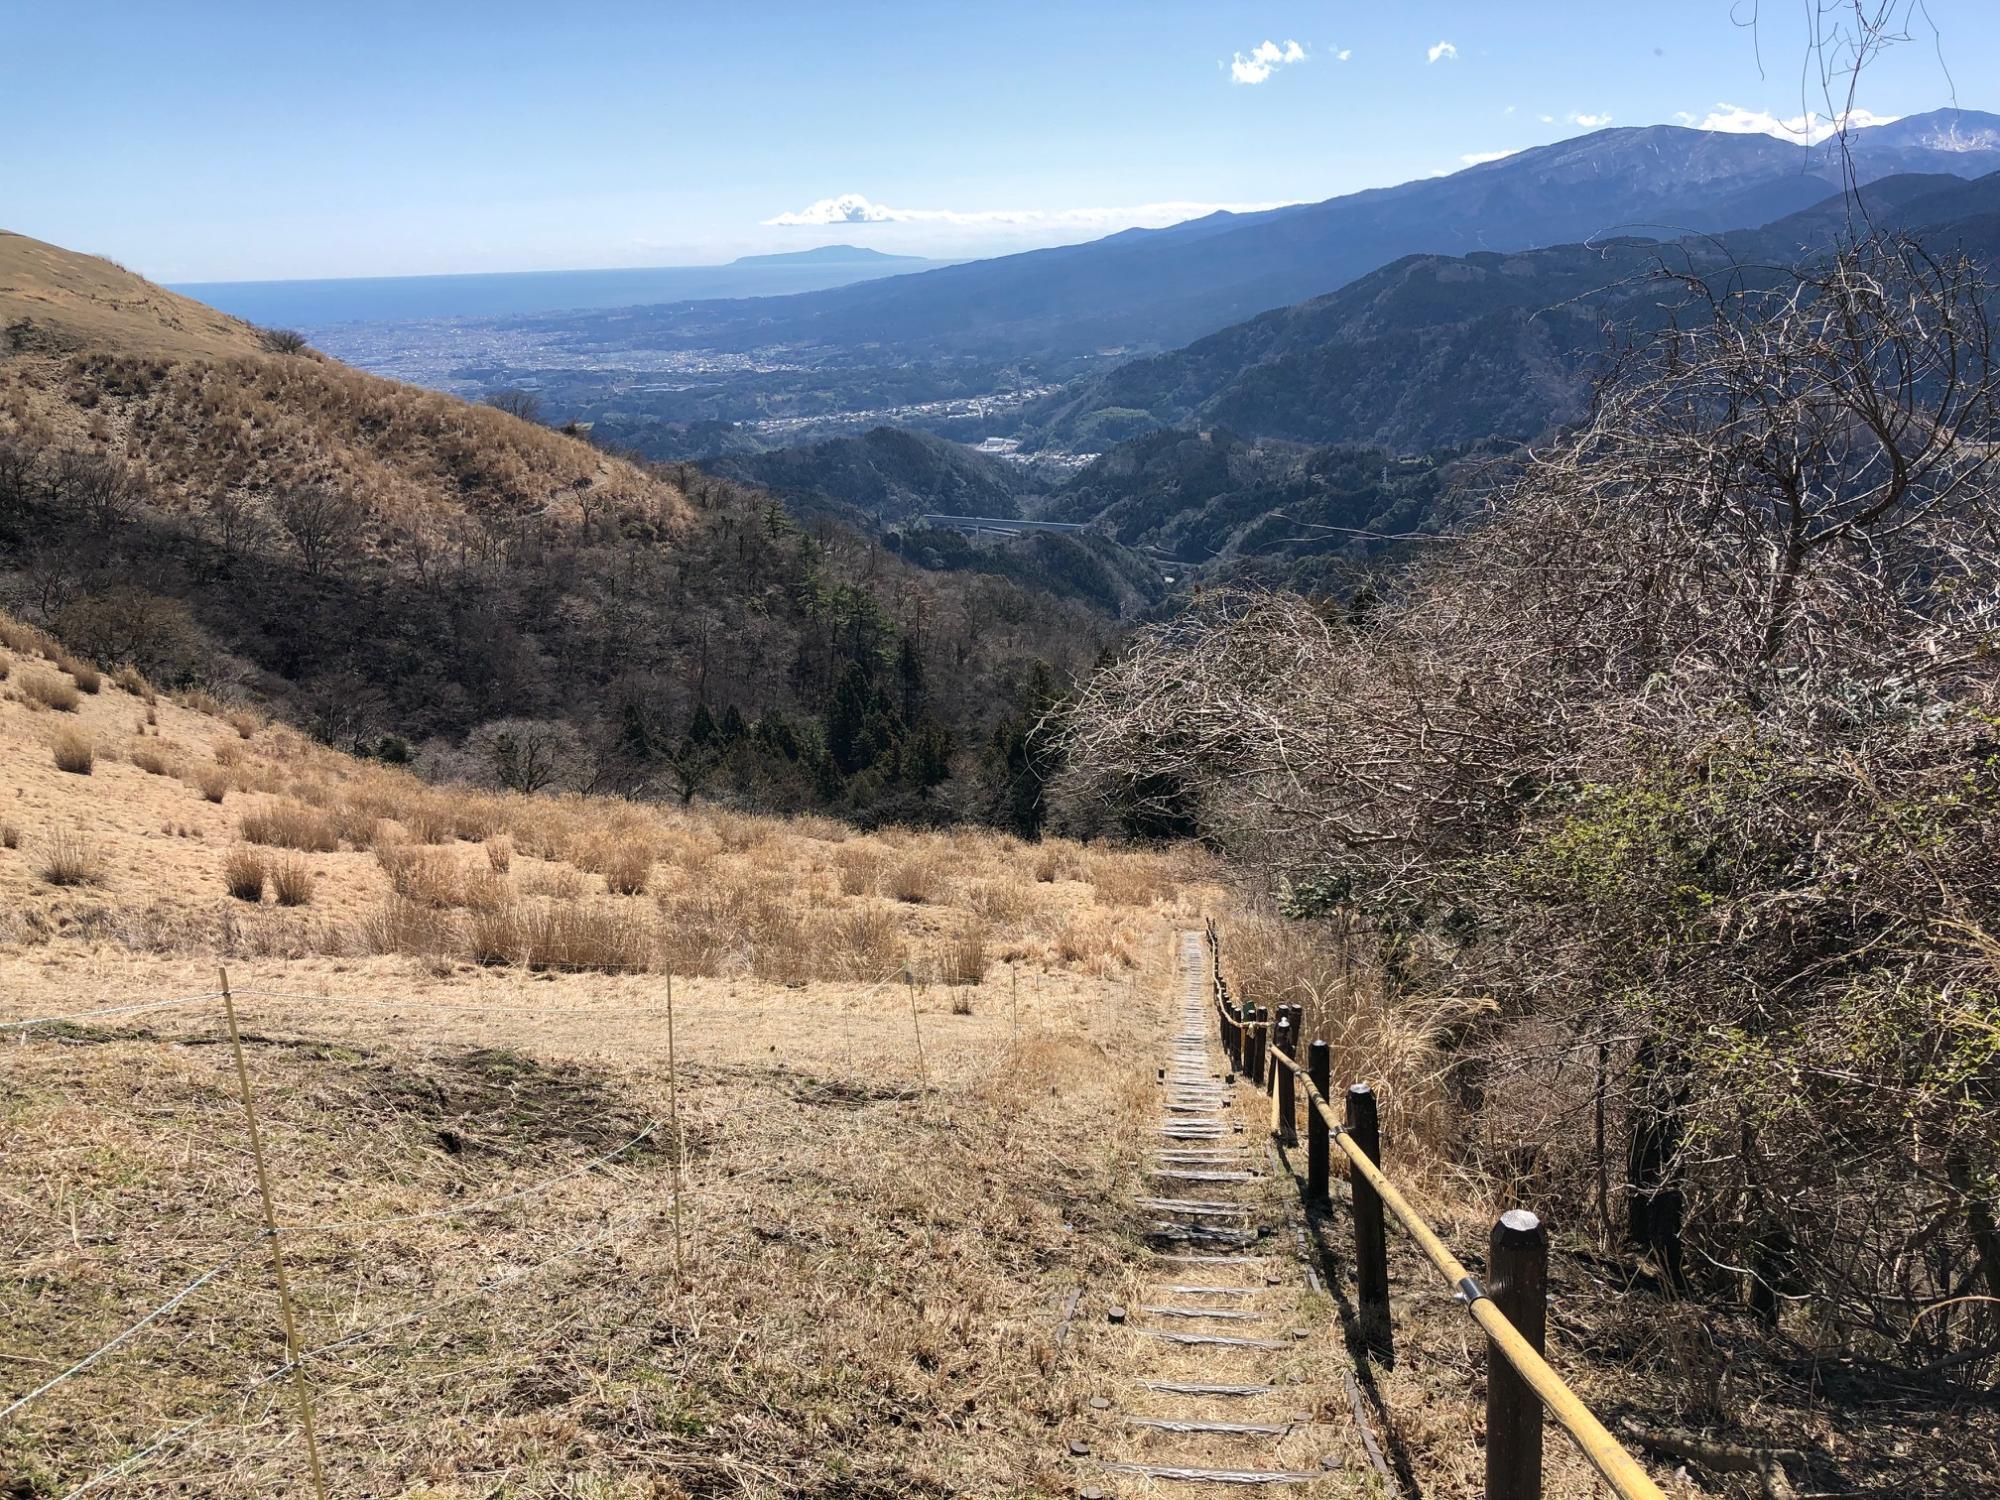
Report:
762,193,1296,230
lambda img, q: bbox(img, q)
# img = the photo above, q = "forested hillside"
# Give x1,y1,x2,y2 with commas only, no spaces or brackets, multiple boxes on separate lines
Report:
1029,169,2000,455
1057,235,2000,1487
0,234,1101,829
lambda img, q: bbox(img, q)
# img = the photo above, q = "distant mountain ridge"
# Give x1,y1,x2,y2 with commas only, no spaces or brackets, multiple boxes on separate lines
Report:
726,246,926,267
1027,167,2000,456
522,110,2000,362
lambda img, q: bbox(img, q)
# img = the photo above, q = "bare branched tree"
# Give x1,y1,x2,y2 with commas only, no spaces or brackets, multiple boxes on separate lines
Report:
1062,233,2000,1371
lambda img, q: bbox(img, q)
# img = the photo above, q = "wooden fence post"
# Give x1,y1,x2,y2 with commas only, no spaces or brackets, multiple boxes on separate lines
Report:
1307,1041,1330,1206
1485,1209,1548,1500
1347,1083,1392,1355
1274,1014,1297,1146
218,968,329,1500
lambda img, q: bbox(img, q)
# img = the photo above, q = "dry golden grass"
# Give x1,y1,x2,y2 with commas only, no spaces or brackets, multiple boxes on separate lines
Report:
0,229,268,357
127,741,173,776
0,624,1294,1500
269,854,315,907
49,724,93,774
223,846,266,902
939,920,988,986
38,827,103,886
193,766,229,803
0,820,18,849
239,799,340,852
22,670,80,712
886,852,939,904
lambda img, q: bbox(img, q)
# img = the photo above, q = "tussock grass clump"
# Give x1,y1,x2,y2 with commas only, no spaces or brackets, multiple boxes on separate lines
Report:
575,831,655,896
829,906,904,980
519,899,652,972
112,664,153,699
655,885,746,976
61,657,102,694
269,855,315,906
0,822,19,850
51,726,94,774
23,672,81,713
129,743,173,776
361,896,463,959
226,708,261,739
520,861,584,901
40,829,104,887
834,843,883,896
468,904,525,966
240,800,340,852
939,922,988,987
887,854,939,905
1089,853,1173,907
0,615,59,658
224,847,267,902
600,843,653,897
968,875,1035,924
485,835,513,874
377,846,461,907
405,801,457,845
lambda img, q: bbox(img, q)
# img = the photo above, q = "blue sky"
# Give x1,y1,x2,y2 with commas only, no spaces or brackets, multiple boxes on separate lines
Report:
4,1,1992,281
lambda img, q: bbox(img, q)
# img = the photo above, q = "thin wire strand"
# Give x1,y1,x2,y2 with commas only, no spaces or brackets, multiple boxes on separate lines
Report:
0,992,222,1034
0,1239,264,1424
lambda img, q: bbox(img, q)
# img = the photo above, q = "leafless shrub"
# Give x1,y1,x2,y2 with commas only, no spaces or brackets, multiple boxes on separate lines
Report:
1063,234,2000,1373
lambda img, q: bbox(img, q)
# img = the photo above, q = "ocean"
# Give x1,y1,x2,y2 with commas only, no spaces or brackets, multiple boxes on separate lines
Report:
169,256,940,330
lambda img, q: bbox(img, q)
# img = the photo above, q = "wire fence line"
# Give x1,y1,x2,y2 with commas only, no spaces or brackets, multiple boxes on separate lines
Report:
0,990,224,1033
0,1239,268,1425
1,964,928,1500
46,1182,711,1500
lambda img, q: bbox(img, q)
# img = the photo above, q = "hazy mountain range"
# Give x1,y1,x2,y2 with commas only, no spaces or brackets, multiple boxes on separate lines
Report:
521,110,2000,361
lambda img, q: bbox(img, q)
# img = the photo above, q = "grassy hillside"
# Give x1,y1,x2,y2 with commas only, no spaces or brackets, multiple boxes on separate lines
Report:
1,231,266,359
0,234,1107,829
0,615,1236,1497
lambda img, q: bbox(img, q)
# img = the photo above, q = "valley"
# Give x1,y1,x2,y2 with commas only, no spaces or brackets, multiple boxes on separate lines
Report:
5,44,2000,1500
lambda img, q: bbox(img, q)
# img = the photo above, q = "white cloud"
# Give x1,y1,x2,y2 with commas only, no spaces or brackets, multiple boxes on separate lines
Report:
1538,114,1555,124
1569,111,1613,128
763,194,1297,231
1460,149,1519,166
1675,101,1900,144
1503,104,1516,116
1335,47,1352,62
1231,38,1307,85
1427,40,1457,64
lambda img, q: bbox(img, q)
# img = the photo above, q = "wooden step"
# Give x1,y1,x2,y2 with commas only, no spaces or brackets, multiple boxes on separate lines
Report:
1101,1462,1322,1485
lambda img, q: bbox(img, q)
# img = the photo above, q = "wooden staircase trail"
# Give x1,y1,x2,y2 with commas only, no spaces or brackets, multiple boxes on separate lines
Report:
1073,932,1371,1497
